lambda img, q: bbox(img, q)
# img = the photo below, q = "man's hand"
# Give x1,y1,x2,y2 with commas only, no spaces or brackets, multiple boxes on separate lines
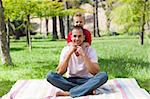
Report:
69,45,78,55
76,46,86,57
82,42,90,48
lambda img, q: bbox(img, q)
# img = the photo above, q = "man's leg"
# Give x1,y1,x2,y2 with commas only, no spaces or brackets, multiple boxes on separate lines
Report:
69,72,108,97
47,72,78,91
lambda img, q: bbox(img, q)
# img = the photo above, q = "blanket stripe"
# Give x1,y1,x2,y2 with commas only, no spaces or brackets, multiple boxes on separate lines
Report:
114,80,128,99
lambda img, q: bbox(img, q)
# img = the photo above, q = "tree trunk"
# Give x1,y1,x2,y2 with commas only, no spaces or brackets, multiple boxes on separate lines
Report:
105,0,113,33
0,0,13,65
6,18,10,49
58,0,65,39
45,17,49,36
52,16,58,40
64,1,69,38
59,16,65,39
26,14,32,51
93,4,96,37
95,0,100,37
140,0,147,45
40,18,42,33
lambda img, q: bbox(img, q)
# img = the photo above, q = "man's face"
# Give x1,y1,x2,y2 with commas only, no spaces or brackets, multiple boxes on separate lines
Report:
71,29,85,46
73,16,84,27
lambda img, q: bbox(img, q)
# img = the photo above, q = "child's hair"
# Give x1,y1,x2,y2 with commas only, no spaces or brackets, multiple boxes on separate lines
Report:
74,12,82,17
73,12,85,20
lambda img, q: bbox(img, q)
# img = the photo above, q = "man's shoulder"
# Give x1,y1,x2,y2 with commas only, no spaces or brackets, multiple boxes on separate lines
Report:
61,46,70,54
63,46,70,50
87,46,96,52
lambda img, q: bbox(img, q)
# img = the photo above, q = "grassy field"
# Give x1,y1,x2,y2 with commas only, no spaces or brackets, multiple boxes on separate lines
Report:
0,35,150,96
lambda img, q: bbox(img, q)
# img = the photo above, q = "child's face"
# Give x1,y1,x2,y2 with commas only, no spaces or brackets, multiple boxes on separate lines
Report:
73,16,84,27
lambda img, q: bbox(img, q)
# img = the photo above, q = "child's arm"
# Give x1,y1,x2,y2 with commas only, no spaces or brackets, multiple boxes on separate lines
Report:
67,32,72,44
83,29,92,45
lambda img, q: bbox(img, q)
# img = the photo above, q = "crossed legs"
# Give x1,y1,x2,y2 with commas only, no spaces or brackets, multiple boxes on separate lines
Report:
47,72,108,98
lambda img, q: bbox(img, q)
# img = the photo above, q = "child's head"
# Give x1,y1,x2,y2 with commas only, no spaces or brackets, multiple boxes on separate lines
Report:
73,12,85,27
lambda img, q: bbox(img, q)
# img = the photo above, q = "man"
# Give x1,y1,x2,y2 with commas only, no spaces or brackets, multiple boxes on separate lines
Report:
47,26,108,98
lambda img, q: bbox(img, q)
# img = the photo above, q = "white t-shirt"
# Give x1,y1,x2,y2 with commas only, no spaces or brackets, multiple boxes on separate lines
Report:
60,46,98,77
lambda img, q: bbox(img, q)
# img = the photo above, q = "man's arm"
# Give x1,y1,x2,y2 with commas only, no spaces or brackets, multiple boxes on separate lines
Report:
82,54,100,75
56,46,77,75
76,46,100,75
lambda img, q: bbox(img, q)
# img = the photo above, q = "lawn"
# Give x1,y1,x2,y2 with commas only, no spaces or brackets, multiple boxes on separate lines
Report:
0,35,150,96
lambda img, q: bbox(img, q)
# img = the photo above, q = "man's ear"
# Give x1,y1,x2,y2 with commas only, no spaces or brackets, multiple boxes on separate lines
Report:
71,35,73,41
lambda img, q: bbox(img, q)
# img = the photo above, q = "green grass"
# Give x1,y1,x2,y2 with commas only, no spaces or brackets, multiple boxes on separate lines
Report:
0,36,150,96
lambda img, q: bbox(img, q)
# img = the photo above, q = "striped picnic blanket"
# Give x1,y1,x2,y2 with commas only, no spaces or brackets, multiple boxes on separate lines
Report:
2,78,150,99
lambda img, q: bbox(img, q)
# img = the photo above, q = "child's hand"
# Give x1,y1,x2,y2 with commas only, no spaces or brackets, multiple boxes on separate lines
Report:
82,42,90,48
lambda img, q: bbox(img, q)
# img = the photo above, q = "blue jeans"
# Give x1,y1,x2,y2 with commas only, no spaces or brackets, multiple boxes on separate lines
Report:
47,72,108,98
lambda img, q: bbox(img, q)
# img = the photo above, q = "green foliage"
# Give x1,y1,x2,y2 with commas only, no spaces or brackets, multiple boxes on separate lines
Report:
2,0,83,20
3,0,38,21
0,36,150,96
110,0,150,34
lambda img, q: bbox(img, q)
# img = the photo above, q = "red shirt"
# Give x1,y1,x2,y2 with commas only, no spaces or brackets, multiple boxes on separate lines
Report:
67,29,92,45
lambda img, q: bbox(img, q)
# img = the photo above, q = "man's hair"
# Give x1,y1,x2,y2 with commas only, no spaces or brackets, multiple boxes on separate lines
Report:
72,26,83,34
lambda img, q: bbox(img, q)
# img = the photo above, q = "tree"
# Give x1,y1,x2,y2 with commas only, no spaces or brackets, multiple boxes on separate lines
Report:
93,2,96,37
64,1,70,38
101,0,113,33
45,18,49,36
3,0,38,50
111,0,150,45
58,0,65,39
0,0,12,65
93,0,100,37
59,16,65,39
52,16,58,40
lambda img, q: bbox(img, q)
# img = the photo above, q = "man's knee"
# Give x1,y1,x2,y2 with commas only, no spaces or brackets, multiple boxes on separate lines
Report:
102,72,108,82
47,72,57,82
97,72,108,83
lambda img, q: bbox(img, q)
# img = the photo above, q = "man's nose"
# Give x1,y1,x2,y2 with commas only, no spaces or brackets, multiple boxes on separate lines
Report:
77,23,80,25
75,36,79,40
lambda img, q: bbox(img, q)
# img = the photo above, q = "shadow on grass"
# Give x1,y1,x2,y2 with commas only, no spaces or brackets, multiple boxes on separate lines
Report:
32,45,64,49
98,57,150,92
0,80,16,97
98,57,150,68
10,47,25,51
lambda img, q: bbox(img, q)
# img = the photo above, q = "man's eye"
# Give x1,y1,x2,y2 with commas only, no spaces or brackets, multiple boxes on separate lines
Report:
73,35,76,37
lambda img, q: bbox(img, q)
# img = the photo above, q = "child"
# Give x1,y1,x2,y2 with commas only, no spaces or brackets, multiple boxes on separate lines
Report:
67,12,92,48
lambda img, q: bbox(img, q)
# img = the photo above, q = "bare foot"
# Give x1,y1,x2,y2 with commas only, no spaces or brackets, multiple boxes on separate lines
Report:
93,90,96,95
56,91,70,97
